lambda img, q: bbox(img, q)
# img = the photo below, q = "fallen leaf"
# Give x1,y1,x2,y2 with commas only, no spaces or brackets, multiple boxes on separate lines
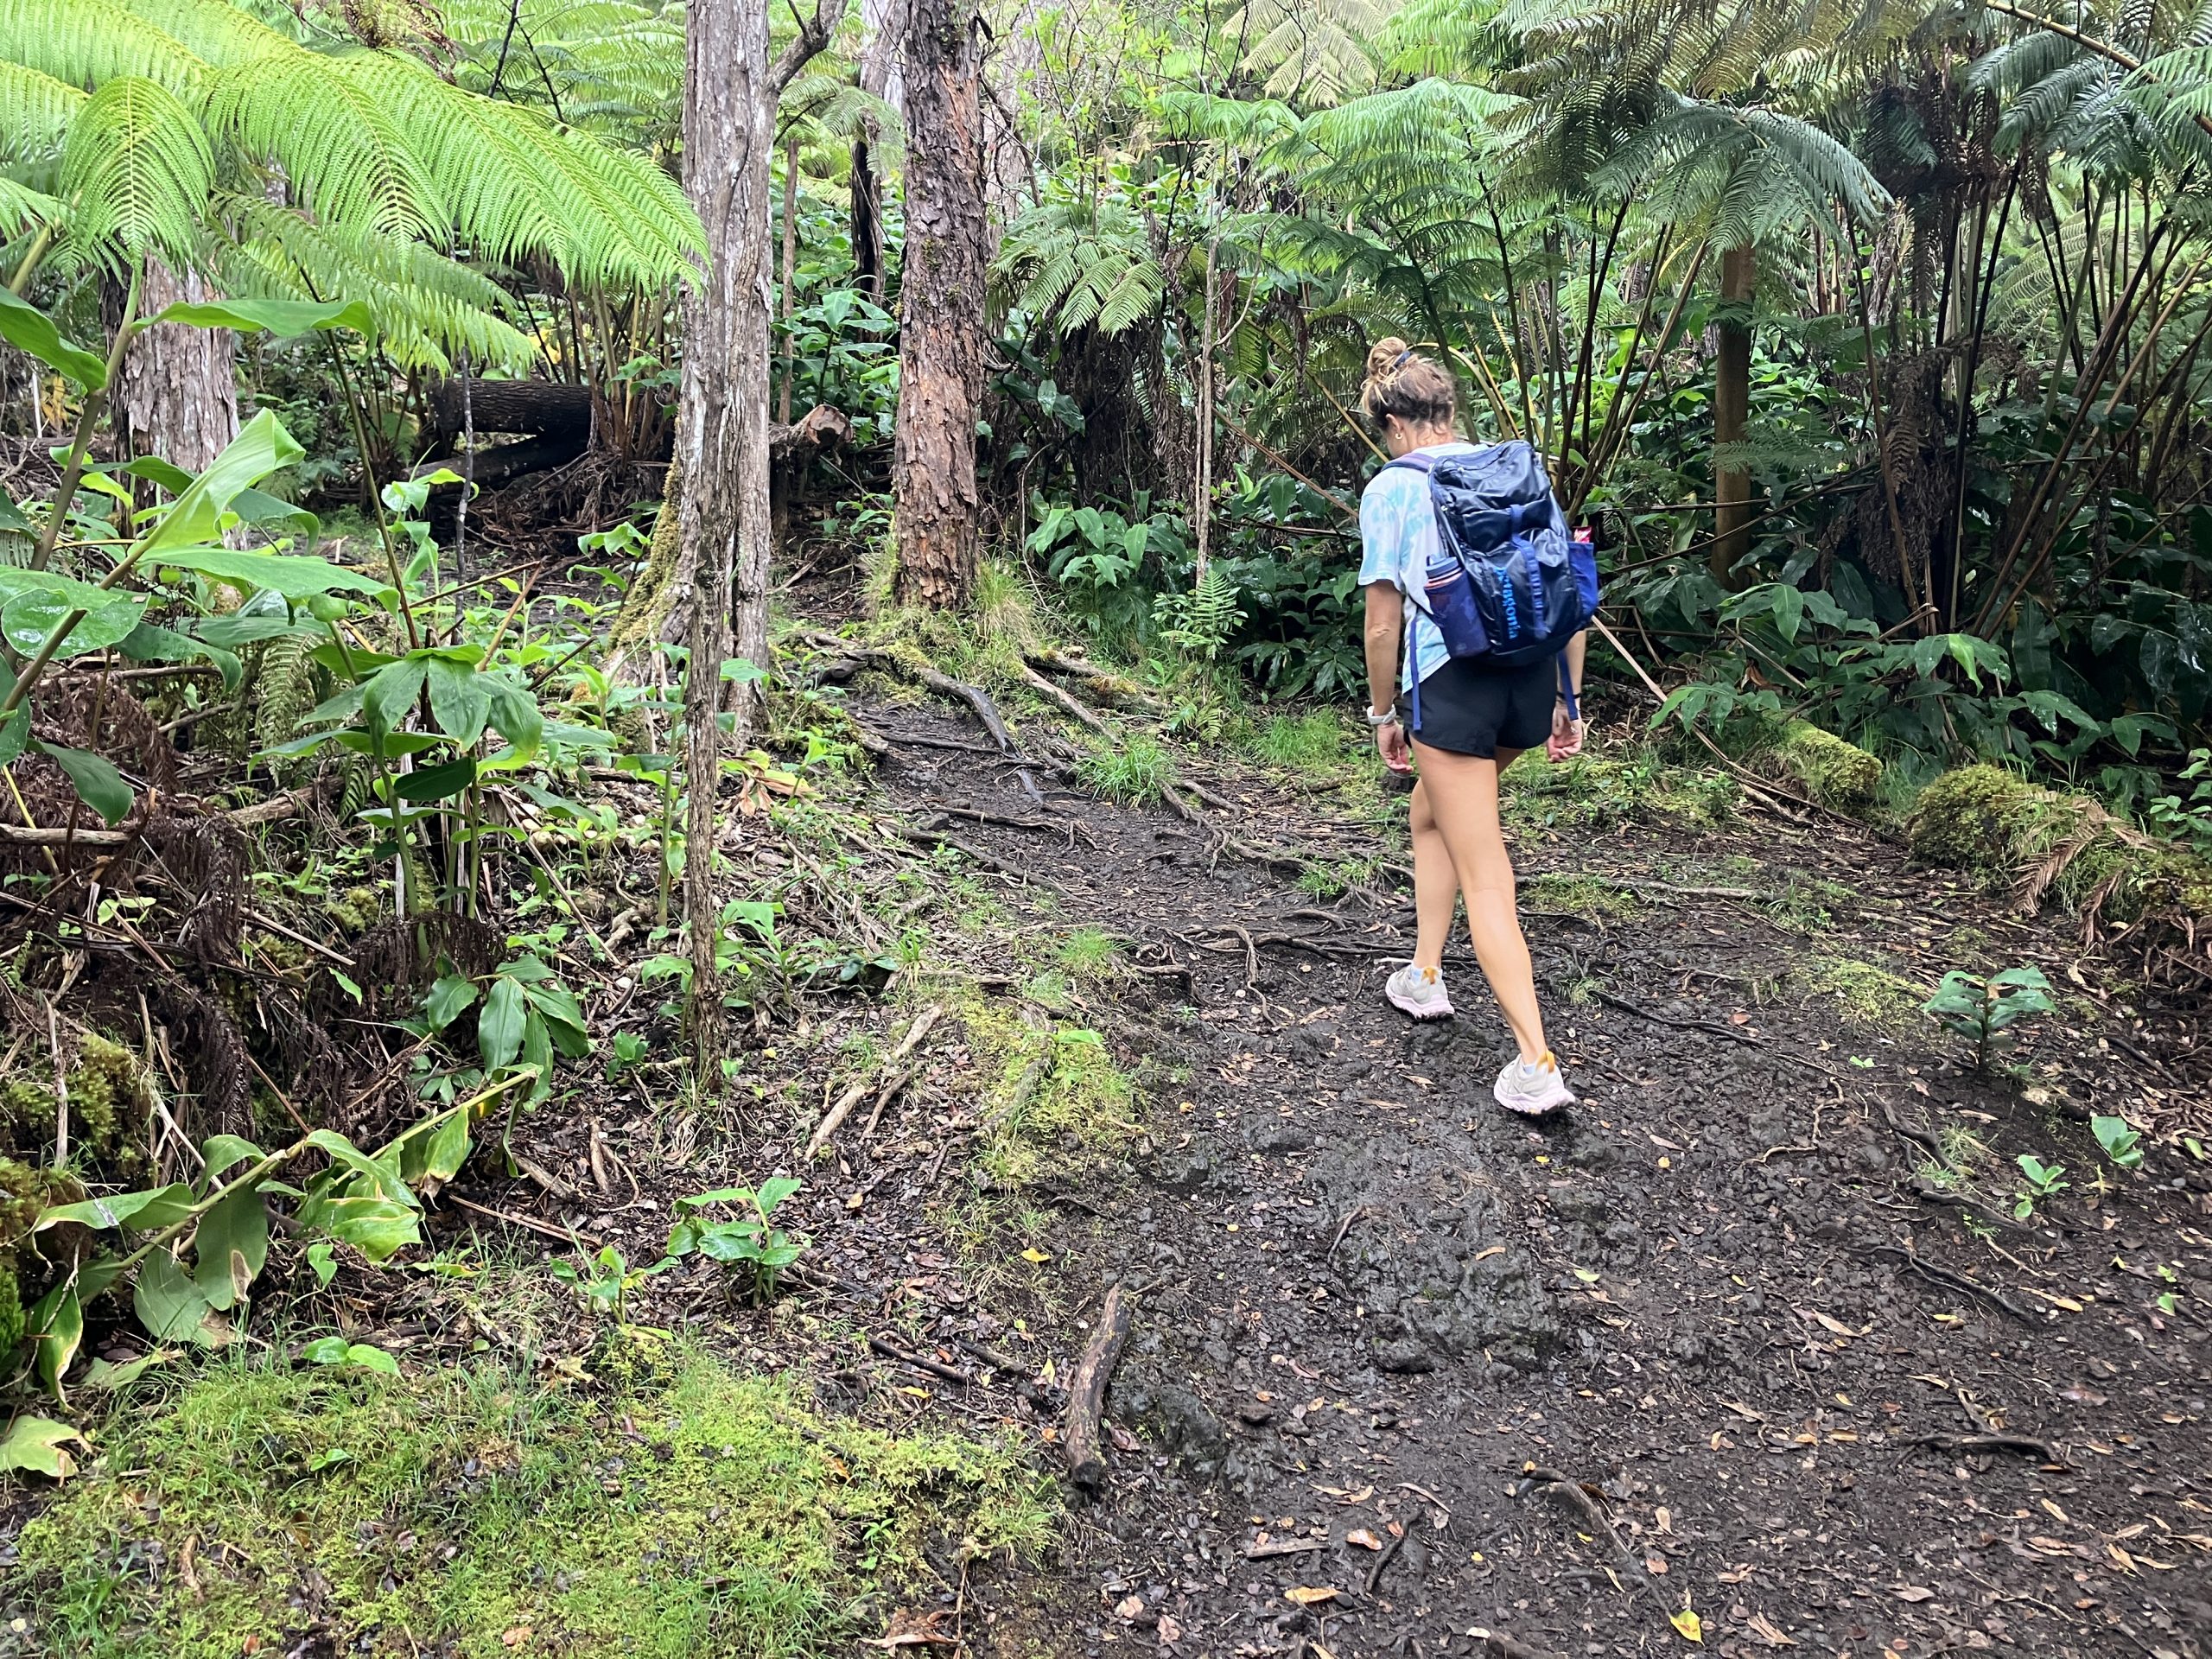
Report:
499,1630,531,1650
1346,1529,1382,1550
1655,1505,1674,1534
1108,1423,1140,1452
1646,1555,1669,1575
1743,1611,1796,1647
1156,1612,1184,1643
2107,1542,2138,1573
1720,1401,1764,1421
1020,1248,1051,1264
1114,1596,1144,1620
1669,1607,1703,1643
1891,1585,1935,1602
2042,1497,2070,1523
2029,1535,2075,1554
1803,1310,1864,1338
1285,1586,1340,1606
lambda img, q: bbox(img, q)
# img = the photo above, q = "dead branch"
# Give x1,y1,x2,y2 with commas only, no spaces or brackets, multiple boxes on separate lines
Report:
1064,1281,1137,1491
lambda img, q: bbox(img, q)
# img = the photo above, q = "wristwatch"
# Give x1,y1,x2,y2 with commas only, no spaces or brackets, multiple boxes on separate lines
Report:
1365,706,1399,728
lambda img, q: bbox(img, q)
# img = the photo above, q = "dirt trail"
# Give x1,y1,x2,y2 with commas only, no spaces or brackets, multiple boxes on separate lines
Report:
841,683,2212,1659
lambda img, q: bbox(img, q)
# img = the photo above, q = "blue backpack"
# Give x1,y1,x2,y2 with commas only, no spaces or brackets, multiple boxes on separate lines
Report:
1388,442,1599,728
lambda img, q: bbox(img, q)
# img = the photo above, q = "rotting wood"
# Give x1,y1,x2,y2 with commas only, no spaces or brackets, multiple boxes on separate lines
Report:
868,1334,972,1387
1064,1280,1136,1491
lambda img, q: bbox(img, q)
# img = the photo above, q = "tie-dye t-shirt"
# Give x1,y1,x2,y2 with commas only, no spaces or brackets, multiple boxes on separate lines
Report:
1357,442,1477,691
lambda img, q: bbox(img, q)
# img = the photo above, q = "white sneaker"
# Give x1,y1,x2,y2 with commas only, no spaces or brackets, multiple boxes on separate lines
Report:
1494,1050,1575,1116
1384,963,1453,1020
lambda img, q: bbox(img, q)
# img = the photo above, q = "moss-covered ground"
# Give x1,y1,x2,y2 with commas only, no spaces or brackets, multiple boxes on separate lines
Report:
13,1351,1054,1659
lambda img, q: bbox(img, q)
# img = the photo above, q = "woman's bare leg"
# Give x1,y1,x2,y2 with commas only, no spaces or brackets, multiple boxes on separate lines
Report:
1408,778,1459,973
1411,741,1548,1060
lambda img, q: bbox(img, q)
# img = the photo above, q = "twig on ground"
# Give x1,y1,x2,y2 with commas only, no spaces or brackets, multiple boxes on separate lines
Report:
1866,1243,2038,1324
1909,1432,2066,1466
868,1335,973,1388
444,1192,600,1249
1515,1465,1667,1612
1362,1526,1407,1595
1065,1281,1137,1491
1019,660,1115,736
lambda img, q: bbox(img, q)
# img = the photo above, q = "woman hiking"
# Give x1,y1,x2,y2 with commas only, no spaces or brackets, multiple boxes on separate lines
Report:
1355,339,1586,1117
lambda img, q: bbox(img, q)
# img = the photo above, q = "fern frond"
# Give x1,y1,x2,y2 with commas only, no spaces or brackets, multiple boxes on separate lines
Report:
0,0,205,95
0,58,84,165
60,73,212,273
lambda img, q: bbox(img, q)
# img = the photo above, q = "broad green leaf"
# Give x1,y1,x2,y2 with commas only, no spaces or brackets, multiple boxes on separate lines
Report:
360,657,429,736
301,1129,413,1205
302,1337,398,1375
0,1414,87,1480
134,410,303,561
150,297,375,338
227,486,319,541
425,656,491,746
423,974,479,1031
396,1111,473,1185
133,1250,220,1345
2,590,144,659
35,741,133,825
299,1186,420,1261
194,1184,269,1313
0,288,105,390
118,621,244,692
479,677,543,768
479,976,525,1071
26,1281,81,1399
38,1181,194,1234
520,1008,553,1100
200,1135,264,1181
396,757,476,801
0,708,24,766
153,545,390,601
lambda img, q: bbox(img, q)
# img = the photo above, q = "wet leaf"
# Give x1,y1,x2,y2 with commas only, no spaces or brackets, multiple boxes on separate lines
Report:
1669,1607,1703,1642
1284,1586,1340,1605
1346,1528,1382,1550
1891,1584,1935,1602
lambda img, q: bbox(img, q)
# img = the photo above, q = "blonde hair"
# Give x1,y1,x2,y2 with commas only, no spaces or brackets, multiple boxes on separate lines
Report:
1358,337,1457,429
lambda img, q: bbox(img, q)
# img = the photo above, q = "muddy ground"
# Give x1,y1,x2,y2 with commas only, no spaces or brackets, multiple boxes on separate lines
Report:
732,666,2212,1659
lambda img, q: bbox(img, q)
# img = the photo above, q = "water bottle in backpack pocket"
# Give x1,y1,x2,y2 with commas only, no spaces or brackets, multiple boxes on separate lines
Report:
1390,442,1597,671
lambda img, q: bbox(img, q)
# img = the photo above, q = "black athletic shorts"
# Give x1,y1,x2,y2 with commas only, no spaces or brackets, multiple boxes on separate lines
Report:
1401,655,1557,759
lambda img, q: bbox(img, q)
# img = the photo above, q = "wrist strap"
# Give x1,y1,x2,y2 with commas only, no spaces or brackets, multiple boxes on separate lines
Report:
1557,658,1580,723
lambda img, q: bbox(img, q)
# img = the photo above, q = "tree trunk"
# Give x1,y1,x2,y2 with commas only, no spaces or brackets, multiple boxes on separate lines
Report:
1711,242,1755,585
114,260,238,477
676,0,775,1082
891,0,988,610
780,137,800,425
850,0,908,302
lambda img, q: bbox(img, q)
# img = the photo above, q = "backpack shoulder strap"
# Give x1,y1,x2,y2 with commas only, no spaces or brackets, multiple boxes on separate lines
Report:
1382,453,1436,475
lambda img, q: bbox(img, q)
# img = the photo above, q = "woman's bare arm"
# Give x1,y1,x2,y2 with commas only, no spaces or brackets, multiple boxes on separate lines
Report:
1363,582,1403,715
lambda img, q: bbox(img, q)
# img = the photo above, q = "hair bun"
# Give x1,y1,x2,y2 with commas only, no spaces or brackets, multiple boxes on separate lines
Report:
1364,337,1412,384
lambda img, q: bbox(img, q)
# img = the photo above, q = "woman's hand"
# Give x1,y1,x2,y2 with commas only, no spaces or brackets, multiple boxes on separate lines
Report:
1546,699,1586,762
1376,714,1413,772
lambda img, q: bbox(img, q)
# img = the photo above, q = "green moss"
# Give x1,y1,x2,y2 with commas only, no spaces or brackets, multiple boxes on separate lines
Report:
1803,957,1923,1028
1522,872,1643,919
1502,747,1738,831
1905,764,2036,871
324,884,384,934
1770,721,1883,808
16,1352,1057,1659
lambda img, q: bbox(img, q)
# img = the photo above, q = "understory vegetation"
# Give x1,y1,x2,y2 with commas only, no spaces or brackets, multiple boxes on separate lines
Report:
0,0,2207,1654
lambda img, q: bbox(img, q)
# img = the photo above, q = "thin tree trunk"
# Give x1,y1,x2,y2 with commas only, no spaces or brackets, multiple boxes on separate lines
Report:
1193,237,1217,584
114,260,238,479
673,0,849,1083
891,0,988,609
1711,243,1755,585
675,0,769,1083
780,137,800,426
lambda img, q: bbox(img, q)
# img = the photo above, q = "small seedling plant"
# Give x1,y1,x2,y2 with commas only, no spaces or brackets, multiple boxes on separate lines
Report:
2091,1114,2145,1171
1923,965,2056,1069
2013,1154,2069,1219
665,1179,806,1302
550,1244,669,1325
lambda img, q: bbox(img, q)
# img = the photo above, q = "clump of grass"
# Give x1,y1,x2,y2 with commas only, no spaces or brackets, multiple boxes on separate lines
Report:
16,1353,1057,1659
1055,925,1122,979
1078,733,1172,804
1802,956,1924,1028
1297,857,1380,899
1247,709,1351,771
1522,872,1643,918
1761,871,1857,935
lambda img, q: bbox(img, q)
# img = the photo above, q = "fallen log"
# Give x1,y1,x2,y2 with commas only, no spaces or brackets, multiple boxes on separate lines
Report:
1063,1280,1136,1491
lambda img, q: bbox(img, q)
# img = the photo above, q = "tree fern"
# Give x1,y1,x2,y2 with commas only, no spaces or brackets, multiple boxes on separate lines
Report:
0,0,204,95
59,74,212,274
0,60,84,167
